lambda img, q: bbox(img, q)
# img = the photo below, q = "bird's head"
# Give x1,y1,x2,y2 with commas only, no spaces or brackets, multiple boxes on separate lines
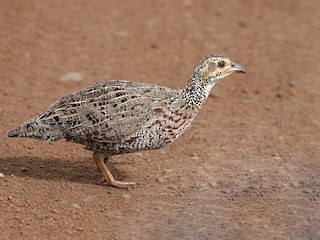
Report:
184,54,245,109
193,54,245,87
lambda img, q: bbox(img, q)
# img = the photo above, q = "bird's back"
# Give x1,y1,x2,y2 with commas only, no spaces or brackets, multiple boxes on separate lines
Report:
8,80,182,149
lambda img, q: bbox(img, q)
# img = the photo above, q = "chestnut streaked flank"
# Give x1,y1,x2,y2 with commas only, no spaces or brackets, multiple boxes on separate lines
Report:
7,54,245,188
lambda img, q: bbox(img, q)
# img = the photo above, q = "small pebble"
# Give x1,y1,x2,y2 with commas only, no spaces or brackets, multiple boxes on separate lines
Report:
72,204,81,208
163,169,173,174
156,177,165,183
59,72,83,82
272,153,282,160
290,181,299,188
0,173,4,178
208,182,218,188
122,193,131,200
20,167,28,173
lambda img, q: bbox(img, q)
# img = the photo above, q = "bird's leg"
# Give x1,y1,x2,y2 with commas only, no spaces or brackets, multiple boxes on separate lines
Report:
93,152,137,189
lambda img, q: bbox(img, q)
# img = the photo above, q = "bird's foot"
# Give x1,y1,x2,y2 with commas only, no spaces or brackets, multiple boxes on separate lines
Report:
93,152,138,189
97,177,138,189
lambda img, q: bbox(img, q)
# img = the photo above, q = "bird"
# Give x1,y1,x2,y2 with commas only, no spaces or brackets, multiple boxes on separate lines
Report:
7,54,245,188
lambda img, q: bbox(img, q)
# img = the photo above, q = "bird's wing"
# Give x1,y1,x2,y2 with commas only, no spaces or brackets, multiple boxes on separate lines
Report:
38,80,173,143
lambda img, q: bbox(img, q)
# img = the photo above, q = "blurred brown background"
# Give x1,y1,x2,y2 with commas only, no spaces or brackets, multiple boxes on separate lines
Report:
1,1,319,239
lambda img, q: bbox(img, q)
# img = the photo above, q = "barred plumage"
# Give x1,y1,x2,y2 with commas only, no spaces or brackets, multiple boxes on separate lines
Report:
8,54,245,188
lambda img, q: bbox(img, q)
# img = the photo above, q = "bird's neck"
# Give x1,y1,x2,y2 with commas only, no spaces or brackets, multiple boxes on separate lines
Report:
181,75,216,110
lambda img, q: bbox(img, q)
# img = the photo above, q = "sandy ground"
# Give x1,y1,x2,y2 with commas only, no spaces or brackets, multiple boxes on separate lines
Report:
1,0,319,239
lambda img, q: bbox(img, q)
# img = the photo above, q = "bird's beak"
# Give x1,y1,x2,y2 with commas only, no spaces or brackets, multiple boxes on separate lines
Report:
230,62,245,73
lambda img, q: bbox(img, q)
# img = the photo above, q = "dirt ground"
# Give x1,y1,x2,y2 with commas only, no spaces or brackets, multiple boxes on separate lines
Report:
1,1,319,239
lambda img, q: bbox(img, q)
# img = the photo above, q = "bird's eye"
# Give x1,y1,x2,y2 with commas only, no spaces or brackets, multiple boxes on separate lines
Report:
218,61,225,68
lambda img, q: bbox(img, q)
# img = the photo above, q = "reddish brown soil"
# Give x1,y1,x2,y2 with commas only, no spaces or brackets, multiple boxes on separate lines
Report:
1,1,319,239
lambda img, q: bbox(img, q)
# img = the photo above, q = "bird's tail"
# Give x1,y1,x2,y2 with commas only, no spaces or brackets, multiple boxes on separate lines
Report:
7,117,65,141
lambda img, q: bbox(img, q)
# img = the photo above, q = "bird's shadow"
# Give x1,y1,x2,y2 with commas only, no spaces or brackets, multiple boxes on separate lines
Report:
0,155,130,186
